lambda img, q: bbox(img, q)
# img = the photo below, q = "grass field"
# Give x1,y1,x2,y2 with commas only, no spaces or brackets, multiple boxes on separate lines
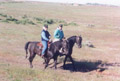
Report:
0,1,120,81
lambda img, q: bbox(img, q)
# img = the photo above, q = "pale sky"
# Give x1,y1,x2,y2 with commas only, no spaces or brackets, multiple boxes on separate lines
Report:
28,0,120,6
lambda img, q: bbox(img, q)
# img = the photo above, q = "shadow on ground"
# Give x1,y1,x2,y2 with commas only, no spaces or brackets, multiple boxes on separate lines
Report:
59,60,107,72
49,57,120,72
59,59,120,72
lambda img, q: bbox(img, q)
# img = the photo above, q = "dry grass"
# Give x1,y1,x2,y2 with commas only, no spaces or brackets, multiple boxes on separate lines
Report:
0,1,120,81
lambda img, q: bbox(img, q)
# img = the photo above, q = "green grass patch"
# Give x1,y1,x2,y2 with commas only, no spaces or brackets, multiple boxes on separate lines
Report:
0,13,78,26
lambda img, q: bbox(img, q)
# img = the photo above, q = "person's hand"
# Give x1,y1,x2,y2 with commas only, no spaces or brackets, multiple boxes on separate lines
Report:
63,37,66,39
49,39,52,42
49,36,51,39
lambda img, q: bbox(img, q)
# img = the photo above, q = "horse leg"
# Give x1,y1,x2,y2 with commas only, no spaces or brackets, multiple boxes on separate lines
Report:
29,53,36,68
44,58,50,69
69,56,76,71
63,55,68,69
43,59,46,64
54,59,57,69
53,56,58,69
25,52,28,58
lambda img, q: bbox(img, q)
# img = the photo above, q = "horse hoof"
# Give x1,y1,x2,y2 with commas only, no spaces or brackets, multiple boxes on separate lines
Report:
63,66,66,69
43,62,45,64
30,66,33,68
54,68,57,70
44,68,46,70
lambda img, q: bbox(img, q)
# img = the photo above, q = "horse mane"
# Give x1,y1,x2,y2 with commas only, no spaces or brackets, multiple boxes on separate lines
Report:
67,36,77,41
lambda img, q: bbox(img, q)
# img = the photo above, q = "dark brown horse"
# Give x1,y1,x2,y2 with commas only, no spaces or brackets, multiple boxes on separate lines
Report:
25,41,43,68
43,36,82,70
63,36,82,71
25,40,69,69
44,40,69,69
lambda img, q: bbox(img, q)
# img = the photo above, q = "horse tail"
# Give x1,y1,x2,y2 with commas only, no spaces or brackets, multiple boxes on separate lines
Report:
25,41,31,58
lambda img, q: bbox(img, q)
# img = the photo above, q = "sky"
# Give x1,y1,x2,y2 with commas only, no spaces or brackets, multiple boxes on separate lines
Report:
28,0,120,6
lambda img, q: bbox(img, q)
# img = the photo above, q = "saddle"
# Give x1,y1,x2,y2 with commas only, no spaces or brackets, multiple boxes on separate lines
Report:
37,42,51,49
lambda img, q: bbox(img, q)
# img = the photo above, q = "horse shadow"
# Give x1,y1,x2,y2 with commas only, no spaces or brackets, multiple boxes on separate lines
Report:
49,57,120,72
59,59,120,72
59,59,107,72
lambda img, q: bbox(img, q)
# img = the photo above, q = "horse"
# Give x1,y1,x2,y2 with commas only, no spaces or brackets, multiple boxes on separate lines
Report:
63,35,82,70
44,40,69,69
25,41,43,68
24,40,69,69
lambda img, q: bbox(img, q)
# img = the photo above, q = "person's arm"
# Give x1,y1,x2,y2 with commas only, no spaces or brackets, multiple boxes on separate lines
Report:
54,30,60,38
41,32,49,41
48,32,51,39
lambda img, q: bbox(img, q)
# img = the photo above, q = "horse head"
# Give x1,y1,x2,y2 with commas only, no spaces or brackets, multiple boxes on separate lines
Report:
76,35,82,48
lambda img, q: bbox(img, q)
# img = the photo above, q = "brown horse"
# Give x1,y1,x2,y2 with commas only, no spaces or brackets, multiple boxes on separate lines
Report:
63,36,82,71
25,40,69,69
25,41,43,68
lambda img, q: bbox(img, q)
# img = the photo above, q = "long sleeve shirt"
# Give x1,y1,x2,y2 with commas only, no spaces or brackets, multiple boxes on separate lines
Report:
54,29,64,40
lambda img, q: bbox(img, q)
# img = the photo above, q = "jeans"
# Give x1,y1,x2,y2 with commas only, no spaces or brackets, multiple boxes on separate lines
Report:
41,41,48,55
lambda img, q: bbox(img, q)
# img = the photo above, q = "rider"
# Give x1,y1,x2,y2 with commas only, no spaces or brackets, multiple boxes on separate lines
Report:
53,24,64,42
41,24,51,58
53,24,65,53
